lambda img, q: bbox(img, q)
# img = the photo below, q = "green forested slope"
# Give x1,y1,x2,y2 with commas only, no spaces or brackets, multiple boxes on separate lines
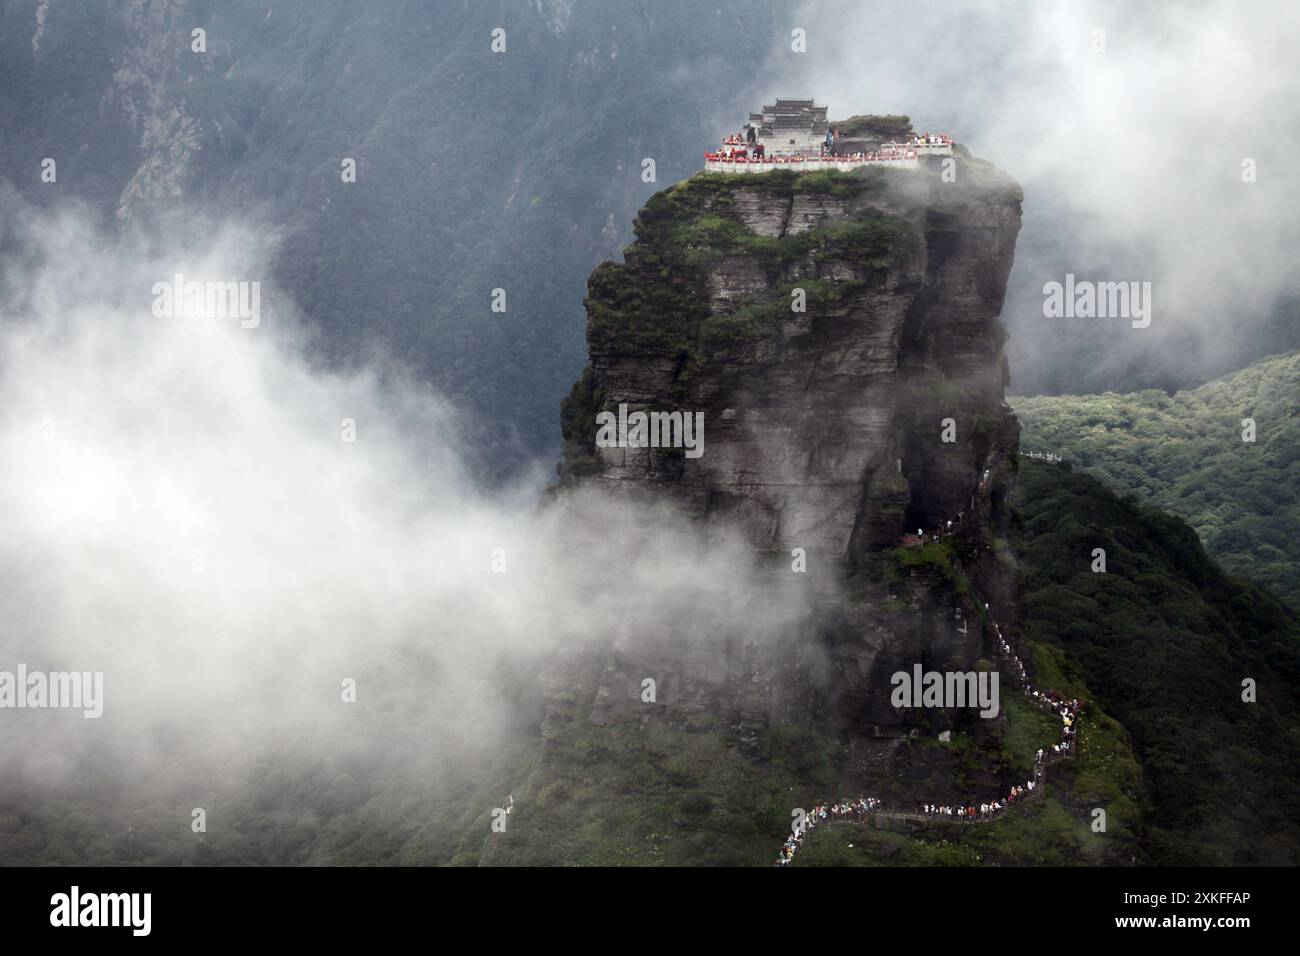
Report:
1012,459,1300,864
1013,350,1300,603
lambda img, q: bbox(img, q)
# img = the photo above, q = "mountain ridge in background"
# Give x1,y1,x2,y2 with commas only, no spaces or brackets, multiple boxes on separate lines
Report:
5,1,1296,477
1014,349,1300,605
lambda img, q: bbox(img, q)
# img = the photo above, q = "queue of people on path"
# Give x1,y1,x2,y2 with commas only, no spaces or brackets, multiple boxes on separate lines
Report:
900,463,996,547
778,460,1084,866
779,798,882,865
776,677,1081,865
922,781,1034,820
1020,450,1066,463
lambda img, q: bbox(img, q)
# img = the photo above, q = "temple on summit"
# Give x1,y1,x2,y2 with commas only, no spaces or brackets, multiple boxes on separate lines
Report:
748,98,830,155
705,97,952,173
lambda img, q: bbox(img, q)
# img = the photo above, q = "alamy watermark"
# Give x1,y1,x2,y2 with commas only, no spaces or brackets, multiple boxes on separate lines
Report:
152,273,261,328
890,664,1000,718
50,886,150,936
1042,273,1151,328
595,403,704,459
0,666,103,718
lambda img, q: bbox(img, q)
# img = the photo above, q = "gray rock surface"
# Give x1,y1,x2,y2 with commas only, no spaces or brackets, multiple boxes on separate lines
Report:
550,154,1025,783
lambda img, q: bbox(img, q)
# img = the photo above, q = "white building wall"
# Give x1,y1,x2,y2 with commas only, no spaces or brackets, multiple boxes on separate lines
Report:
757,130,824,155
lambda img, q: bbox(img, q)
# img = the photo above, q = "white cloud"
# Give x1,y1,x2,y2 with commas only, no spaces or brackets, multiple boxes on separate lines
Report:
0,202,804,792
787,0,1300,388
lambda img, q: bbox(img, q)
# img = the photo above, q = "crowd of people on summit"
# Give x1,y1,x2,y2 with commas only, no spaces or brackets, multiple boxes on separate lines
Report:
908,131,952,147
707,123,926,166
718,130,764,160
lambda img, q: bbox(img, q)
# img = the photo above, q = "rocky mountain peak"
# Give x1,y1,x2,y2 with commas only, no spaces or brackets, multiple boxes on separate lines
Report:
549,148,1024,793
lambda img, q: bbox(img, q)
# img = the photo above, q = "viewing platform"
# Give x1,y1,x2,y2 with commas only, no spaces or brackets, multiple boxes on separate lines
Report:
893,133,954,156
703,151,919,174
704,99,953,175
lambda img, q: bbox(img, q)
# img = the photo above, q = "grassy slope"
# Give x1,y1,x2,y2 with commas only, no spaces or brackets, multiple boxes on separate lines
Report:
471,717,840,867
1012,350,1300,604
471,682,1140,867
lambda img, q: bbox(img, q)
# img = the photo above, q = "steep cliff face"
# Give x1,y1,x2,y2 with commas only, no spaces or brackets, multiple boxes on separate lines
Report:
552,152,1024,792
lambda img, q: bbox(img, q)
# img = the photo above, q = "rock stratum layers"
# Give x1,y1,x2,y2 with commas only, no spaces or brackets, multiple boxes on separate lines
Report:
549,148,1024,796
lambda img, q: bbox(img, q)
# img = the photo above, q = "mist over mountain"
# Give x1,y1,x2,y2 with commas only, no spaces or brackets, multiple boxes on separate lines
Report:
3,0,1296,476
1,0,1297,881
796,1,1300,398
0,0,786,473
0,198,795,851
